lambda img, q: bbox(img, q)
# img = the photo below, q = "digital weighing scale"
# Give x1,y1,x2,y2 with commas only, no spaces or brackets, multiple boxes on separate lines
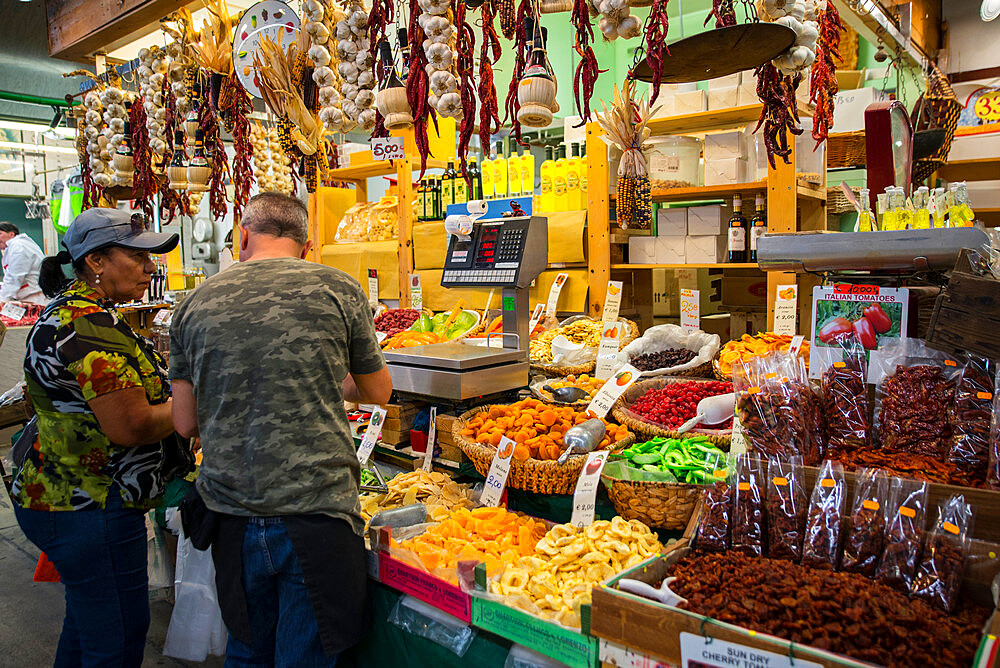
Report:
383,214,548,400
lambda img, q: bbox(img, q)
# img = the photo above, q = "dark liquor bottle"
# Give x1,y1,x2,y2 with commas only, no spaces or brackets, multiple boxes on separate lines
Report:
442,161,457,206
467,156,483,200
749,193,766,263
727,195,748,263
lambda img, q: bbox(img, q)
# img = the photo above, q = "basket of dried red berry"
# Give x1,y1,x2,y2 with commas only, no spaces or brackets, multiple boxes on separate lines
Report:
612,377,734,446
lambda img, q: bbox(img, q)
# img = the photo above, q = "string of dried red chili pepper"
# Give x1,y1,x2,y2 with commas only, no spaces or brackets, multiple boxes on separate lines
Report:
199,85,231,221
753,63,803,168
230,73,254,225
572,0,603,124
406,0,434,175
129,99,156,221
477,0,502,155
80,158,99,211
644,0,671,104
809,1,844,147
704,0,736,27
503,0,531,143
454,0,477,180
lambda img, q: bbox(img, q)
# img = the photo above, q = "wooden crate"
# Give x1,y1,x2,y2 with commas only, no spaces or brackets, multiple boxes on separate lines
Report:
727,309,768,339
927,249,1000,360
379,428,410,446
385,401,425,420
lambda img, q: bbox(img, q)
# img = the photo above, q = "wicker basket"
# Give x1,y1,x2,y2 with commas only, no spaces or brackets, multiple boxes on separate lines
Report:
528,377,595,408
601,475,702,530
611,377,733,447
530,318,639,377
453,405,635,495
827,131,866,169
827,185,861,215
712,355,729,381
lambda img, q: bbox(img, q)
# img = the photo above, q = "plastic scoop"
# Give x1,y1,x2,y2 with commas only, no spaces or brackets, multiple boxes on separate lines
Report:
543,384,588,404
617,577,687,606
675,392,735,434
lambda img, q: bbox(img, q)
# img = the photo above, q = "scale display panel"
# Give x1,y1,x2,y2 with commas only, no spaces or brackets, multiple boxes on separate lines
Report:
442,216,546,289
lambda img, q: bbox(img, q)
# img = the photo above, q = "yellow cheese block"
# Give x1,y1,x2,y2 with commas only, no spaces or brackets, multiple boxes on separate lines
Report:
320,241,399,299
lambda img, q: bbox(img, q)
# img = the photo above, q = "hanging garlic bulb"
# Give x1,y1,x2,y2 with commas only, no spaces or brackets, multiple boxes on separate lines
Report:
82,90,115,188
595,0,640,41
100,86,129,184
330,0,375,129
418,0,461,120
138,46,170,160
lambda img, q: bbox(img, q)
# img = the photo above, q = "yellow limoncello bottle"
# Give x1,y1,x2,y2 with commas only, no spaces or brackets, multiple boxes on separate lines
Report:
567,143,584,210
553,145,569,211
493,140,508,199
507,142,522,197
538,146,555,213
913,186,931,229
520,147,535,200
580,141,589,209
481,153,494,200
856,188,874,231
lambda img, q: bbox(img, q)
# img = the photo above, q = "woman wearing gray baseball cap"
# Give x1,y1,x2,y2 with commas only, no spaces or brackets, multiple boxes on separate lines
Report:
11,207,188,666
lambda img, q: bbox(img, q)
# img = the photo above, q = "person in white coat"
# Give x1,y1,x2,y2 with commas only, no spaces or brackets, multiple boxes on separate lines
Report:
0,223,47,305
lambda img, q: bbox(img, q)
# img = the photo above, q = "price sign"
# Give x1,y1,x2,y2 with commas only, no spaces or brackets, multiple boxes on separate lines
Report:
409,274,423,310
788,334,805,356
376,331,387,344
601,280,623,322
527,302,545,334
422,407,437,472
588,364,641,418
680,288,700,332
368,269,379,303
356,406,387,466
480,436,515,507
680,632,822,668
729,412,748,456
545,272,569,319
371,136,405,161
773,284,797,336
152,309,171,327
570,451,609,526
974,89,1000,123
595,321,624,380
0,303,26,321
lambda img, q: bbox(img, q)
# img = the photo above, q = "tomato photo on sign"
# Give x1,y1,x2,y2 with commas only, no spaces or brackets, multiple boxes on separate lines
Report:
853,317,877,349
818,317,852,343
863,304,892,334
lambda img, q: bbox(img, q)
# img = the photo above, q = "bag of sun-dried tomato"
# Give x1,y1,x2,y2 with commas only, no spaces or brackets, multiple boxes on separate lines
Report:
819,333,871,452
731,454,766,557
948,354,995,477
871,338,964,458
911,494,974,612
840,467,891,577
765,456,807,562
875,476,929,592
801,459,846,570
693,455,735,552
989,372,1000,490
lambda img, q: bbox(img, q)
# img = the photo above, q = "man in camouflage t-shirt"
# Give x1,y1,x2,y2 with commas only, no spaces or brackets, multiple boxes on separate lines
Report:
170,192,391,665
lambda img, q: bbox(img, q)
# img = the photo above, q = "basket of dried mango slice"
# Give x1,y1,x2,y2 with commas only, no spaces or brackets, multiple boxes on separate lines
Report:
714,332,811,380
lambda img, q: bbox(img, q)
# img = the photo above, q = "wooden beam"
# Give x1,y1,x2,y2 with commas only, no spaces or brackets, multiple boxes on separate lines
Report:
397,158,414,307
909,0,941,57
45,0,199,62
586,122,609,318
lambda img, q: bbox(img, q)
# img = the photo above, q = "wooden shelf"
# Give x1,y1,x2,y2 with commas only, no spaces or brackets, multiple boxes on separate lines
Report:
328,157,447,181
612,263,761,270
646,103,814,136
796,181,826,201
937,159,1000,183
976,207,1000,228
651,181,767,203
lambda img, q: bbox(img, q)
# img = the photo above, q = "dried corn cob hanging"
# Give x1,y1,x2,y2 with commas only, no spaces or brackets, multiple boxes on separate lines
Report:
596,82,655,229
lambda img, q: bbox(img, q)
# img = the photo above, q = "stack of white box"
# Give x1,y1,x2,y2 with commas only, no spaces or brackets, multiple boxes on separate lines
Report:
674,83,707,115
704,130,749,186
685,205,727,263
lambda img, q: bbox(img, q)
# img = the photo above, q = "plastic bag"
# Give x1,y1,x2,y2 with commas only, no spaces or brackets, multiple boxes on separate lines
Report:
162,526,227,662
733,360,783,459
765,456,807,562
871,338,962,458
693,457,734,552
840,468,890,577
616,324,721,377
801,459,846,570
911,494,974,612
819,334,871,451
948,355,995,476
990,371,1000,490
147,516,174,590
731,454,766,557
875,477,928,592
387,594,475,657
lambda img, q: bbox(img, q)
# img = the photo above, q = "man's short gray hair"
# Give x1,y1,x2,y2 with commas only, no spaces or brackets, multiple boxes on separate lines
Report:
241,192,309,245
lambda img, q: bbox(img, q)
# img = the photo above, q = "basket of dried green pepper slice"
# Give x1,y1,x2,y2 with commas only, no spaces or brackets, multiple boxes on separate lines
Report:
602,435,728,530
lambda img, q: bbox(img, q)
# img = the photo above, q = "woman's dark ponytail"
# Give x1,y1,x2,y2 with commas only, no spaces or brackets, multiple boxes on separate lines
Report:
39,250,73,298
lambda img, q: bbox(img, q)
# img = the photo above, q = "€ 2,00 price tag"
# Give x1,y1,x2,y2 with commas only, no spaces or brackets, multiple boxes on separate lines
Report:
773,284,798,336
480,436,515,507
588,364,641,418
370,136,405,161
356,406,387,466
570,451,610,526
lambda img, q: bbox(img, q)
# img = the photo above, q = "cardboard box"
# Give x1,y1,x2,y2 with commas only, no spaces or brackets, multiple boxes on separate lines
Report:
707,87,739,110
654,237,686,264
710,73,742,88
674,89,707,115
729,309,768,338
948,133,1000,162
699,312,731,340
649,87,677,118
685,235,727,264
628,237,658,264
652,269,680,316
720,270,768,308
656,207,688,237
687,206,725,235
704,158,748,186
704,130,747,161
832,86,888,133
737,81,758,106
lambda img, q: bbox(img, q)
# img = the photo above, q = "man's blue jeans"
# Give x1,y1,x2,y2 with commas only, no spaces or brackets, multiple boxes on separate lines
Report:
14,489,150,668
224,517,338,668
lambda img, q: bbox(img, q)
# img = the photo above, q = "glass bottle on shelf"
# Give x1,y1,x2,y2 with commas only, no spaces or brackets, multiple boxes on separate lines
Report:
856,188,874,232
580,141,588,206
553,145,568,211
494,140,508,198
416,177,426,221
442,160,457,207
727,194,747,263
468,156,483,200
895,188,913,230
539,146,554,213
167,130,188,190
521,146,535,198
913,186,931,229
748,193,766,262
567,143,584,210
507,140,522,197
454,161,468,205
480,153,494,199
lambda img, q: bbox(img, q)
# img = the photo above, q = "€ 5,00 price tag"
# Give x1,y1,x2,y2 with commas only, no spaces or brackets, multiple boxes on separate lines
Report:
570,451,610,526
370,136,405,161
588,364,641,418
480,436,516,507
356,406,387,466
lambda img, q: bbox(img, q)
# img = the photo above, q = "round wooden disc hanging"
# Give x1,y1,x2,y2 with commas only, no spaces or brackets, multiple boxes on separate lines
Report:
631,23,795,83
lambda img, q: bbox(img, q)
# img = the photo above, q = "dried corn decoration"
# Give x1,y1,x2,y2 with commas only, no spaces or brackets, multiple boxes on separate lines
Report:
334,0,377,129
250,123,295,194
419,0,462,120
596,82,654,229
253,31,322,155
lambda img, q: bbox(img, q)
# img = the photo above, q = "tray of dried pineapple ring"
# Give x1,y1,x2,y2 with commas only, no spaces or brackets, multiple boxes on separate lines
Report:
487,516,663,629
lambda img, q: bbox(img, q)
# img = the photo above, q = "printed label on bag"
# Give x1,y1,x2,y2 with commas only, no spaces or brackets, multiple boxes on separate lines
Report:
0,303,26,321
481,436,515,507
862,500,879,511
772,476,788,486
570,451,609,527
943,521,960,535
821,478,836,488
356,406,387,465
899,506,916,518
588,364,640,418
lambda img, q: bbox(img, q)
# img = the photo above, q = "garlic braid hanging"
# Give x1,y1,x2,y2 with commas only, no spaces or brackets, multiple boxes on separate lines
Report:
250,123,294,194
83,91,115,189
335,0,377,129
758,0,819,75
138,46,170,159
304,0,350,133
99,85,129,185
418,0,461,119
596,0,641,40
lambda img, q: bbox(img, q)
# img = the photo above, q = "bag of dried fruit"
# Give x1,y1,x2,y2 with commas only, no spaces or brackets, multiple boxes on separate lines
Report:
817,332,872,452
693,453,735,553
875,476,929,592
731,454,766,557
869,338,964,458
948,354,995,478
765,456,807,562
840,467,891,577
911,494,974,612
989,372,1000,490
801,459,847,570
